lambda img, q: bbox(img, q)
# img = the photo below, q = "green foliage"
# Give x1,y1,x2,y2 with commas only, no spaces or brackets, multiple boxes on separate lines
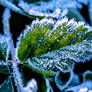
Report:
17,18,92,76
18,18,89,61
22,64,55,77
18,19,54,61
1,0,92,91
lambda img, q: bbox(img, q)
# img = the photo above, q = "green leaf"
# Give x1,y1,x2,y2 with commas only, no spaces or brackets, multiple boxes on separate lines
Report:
18,18,54,61
65,81,92,92
17,18,92,76
22,64,55,77
0,35,8,61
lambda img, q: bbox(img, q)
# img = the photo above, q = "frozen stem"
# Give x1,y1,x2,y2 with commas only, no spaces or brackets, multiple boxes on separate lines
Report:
0,0,51,19
2,8,24,92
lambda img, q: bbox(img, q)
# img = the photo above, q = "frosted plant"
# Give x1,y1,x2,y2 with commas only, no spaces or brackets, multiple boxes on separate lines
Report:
18,0,86,21
17,18,92,76
0,0,92,92
0,0,89,21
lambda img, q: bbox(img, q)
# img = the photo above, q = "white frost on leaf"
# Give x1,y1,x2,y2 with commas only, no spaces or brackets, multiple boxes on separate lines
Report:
18,17,92,74
18,0,79,18
28,40,92,73
66,81,92,92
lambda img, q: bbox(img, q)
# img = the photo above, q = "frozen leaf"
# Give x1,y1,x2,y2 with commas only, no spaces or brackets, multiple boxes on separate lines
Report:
18,0,77,13
0,35,8,61
22,63,55,77
0,64,10,74
55,71,80,91
0,76,14,92
17,18,92,76
0,65,14,92
65,81,92,92
17,0,85,21
55,71,73,91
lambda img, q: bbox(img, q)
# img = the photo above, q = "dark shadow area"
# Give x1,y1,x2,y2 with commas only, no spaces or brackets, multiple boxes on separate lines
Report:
74,59,92,73
10,11,33,47
0,73,8,85
79,3,90,24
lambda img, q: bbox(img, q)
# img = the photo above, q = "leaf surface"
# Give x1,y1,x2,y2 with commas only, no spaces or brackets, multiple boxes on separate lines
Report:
18,18,92,76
